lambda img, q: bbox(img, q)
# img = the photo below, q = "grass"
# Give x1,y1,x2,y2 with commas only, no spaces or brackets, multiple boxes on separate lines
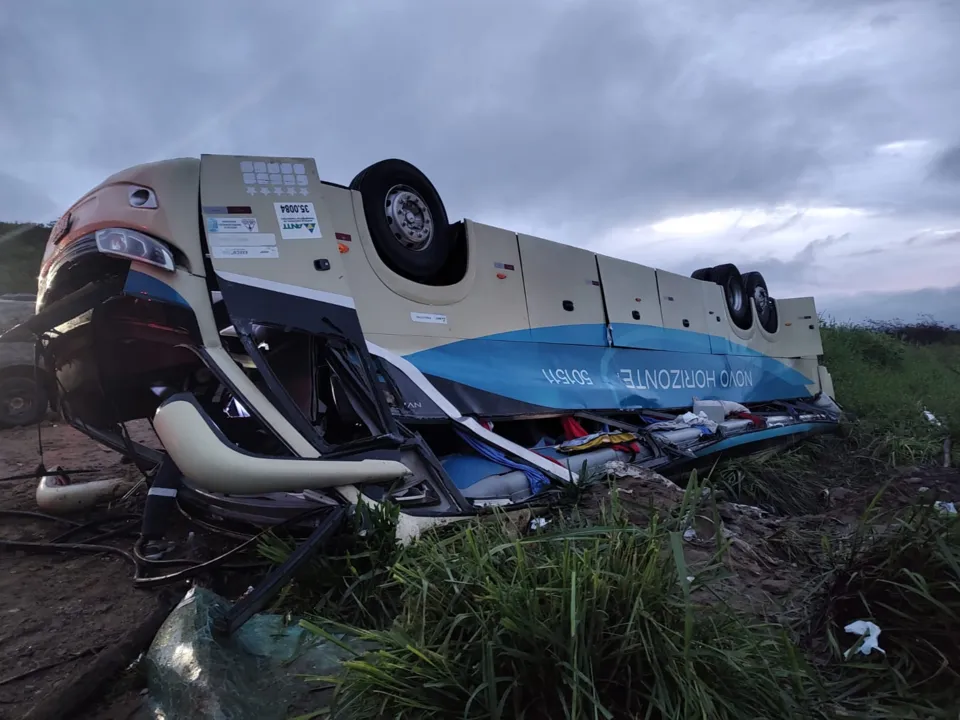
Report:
265,320,960,719
811,505,960,715
820,320,960,460
305,495,824,720
709,318,960,518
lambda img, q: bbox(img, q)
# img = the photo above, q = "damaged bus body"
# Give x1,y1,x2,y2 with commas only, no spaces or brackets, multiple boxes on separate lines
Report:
2,154,840,540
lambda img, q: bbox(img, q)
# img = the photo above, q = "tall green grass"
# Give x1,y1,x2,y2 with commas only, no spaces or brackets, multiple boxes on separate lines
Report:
304,494,824,720
711,320,960,515
806,504,960,717
820,321,960,463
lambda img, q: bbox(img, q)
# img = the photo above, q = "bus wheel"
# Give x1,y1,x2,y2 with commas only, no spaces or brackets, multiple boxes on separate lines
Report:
350,159,453,283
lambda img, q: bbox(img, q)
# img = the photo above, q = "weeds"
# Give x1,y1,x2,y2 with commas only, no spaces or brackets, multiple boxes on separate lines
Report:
818,321,959,463
306,497,823,719
258,500,405,628
812,505,960,715
712,444,826,515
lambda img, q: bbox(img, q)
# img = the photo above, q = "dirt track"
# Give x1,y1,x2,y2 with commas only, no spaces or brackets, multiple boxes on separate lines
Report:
0,422,157,720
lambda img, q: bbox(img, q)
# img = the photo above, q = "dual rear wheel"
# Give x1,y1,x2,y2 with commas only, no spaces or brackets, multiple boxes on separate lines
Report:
692,264,778,333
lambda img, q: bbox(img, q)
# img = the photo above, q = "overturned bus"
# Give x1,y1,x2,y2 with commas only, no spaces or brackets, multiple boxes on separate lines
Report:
2,154,840,539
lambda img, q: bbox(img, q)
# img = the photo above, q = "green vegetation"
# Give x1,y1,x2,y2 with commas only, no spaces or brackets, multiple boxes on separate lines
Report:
0,221,50,293
304,514,821,720
259,319,960,719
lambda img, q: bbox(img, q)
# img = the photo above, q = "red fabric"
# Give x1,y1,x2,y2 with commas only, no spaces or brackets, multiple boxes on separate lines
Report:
561,416,589,439
732,411,767,428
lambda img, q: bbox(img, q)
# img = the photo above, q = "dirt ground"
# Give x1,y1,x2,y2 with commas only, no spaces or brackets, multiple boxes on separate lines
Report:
3,423,960,719
0,421,163,720
580,458,960,616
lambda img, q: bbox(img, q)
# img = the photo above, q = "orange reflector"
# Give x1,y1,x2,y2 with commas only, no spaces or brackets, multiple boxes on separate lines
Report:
338,242,349,254
496,272,507,279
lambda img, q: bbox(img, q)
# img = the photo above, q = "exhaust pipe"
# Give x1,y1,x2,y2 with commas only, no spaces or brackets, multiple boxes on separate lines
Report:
153,394,410,495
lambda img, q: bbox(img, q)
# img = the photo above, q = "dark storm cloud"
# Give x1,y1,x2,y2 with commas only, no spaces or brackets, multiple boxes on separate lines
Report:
2,0,960,325
3,0,958,231
677,233,854,289
931,145,960,183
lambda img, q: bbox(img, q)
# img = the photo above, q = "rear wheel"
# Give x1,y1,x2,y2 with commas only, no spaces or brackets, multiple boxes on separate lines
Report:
350,159,453,283
742,271,773,329
0,374,48,427
760,296,779,333
704,263,752,330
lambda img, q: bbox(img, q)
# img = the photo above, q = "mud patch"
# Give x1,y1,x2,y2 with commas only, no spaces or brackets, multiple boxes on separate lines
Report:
822,465,960,522
578,461,687,525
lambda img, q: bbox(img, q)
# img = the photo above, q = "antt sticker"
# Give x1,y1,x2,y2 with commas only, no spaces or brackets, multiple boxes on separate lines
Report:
273,202,323,240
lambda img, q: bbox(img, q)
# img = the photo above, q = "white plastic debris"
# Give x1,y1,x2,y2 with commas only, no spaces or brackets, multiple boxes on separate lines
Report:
529,517,549,530
693,399,748,423
934,501,957,515
843,620,885,658
683,528,697,541
678,411,718,433
923,409,942,427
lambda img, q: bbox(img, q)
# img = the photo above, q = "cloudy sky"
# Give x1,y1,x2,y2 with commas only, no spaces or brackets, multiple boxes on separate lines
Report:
2,0,959,323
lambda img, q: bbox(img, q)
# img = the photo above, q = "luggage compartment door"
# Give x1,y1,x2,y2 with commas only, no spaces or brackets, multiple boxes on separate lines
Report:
517,233,607,347
595,253,667,350
654,270,712,354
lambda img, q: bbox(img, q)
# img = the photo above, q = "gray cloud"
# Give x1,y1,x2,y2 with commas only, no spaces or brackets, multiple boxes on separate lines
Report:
905,230,960,247
0,172,57,222
931,145,960,183
674,233,853,290
2,0,959,323
3,0,958,227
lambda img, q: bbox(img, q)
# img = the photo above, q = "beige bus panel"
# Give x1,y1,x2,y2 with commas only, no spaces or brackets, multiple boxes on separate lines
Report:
199,155,353,300
51,158,207,279
654,270,712,353
335,191,530,340
365,333,456,357
818,364,836,399
773,297,824,358
699,282,754,356
595,253,665,350
517,234,607,346
792,356,823,396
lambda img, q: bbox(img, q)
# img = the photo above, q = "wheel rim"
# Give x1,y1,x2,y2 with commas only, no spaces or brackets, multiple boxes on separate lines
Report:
383,184,434,252
753,285,769,314
726,279,744,314
1,382,35,422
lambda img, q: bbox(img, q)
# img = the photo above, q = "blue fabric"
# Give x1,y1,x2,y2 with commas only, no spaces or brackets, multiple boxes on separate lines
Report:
455,429,553,495
440,454,512,490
